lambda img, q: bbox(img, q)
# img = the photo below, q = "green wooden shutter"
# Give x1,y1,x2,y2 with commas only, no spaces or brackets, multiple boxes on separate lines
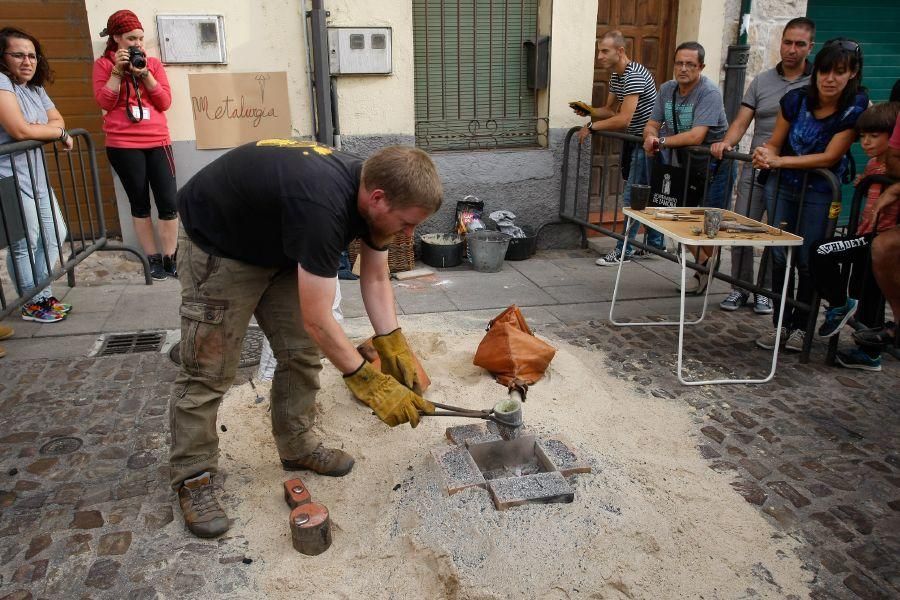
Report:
806,0,900,225
413,0,540,151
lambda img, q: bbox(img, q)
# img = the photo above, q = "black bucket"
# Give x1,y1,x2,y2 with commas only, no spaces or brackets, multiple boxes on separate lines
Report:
420,233,464,268
504,226,536,261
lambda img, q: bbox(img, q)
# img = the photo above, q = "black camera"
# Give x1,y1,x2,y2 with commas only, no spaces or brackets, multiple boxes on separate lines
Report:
128,46,146,70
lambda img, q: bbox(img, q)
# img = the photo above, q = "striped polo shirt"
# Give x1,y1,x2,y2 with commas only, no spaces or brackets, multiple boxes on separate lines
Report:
609,60,658,136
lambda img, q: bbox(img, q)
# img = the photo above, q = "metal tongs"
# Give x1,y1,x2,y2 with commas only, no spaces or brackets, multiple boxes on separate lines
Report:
425,401,504,424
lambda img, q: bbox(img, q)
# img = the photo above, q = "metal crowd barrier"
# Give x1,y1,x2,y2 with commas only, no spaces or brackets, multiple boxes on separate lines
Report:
557,127,844,364
0,129,150,320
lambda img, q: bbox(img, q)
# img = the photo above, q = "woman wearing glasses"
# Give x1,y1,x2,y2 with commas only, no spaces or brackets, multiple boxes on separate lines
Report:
92,10,176,281
0,27,73,323
752,38,868,352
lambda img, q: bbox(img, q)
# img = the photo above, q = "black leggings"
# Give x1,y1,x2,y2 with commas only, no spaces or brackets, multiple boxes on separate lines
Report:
106,146,177,219
810,234,883,328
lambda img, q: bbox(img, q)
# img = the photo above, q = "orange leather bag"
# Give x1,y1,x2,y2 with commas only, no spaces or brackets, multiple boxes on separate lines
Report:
473,305,556,388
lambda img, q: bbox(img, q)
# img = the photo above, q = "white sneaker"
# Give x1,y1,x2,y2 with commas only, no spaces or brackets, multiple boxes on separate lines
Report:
784,329,805,352
595,249,631,266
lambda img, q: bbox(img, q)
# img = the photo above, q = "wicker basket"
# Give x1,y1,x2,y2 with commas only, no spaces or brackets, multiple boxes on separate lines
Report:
347,232,415,273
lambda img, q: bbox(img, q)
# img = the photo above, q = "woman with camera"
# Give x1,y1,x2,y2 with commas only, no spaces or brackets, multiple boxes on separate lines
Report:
0,27,73,324
92,9,177,280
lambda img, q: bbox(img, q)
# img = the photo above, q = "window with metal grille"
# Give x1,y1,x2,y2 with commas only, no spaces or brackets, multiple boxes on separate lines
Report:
413,0,546,152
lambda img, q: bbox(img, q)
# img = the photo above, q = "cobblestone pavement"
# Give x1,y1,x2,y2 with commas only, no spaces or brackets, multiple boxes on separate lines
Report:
546,310,899,600
0,354,263,598
0,306,897,598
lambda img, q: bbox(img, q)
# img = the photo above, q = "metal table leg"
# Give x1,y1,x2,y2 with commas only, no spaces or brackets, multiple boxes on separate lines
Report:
610,232,709,328
677,246,793,385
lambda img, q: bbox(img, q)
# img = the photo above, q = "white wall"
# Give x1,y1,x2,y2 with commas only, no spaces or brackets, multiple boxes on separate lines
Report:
325,1,415,135
547,0,598,129
84,0,315,142
676,0,726,83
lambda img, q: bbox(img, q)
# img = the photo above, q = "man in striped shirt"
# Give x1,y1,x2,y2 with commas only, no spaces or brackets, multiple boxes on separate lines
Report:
573,30,661,266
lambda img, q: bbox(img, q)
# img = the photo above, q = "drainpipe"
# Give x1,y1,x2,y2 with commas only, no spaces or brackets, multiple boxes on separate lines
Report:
309,0,334,146
331,78,342,150
299,1,318,138
722,0,752,123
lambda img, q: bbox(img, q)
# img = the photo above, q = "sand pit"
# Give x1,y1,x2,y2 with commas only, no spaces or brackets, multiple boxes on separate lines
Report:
216,321,810,599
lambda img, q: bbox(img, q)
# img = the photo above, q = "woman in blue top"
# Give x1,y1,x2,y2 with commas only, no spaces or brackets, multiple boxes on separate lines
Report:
752,38,868,352
0,27,73,323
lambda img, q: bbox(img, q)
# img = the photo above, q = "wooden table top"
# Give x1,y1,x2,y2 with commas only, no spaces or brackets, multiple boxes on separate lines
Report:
624,208,804,247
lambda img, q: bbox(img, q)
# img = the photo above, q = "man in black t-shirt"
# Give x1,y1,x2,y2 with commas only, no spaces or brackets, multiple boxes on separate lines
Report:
170,140,443,539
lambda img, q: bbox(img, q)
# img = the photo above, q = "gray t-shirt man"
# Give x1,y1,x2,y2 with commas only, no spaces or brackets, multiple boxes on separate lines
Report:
651,75,728,164
741,62,812,149
0,73,54,201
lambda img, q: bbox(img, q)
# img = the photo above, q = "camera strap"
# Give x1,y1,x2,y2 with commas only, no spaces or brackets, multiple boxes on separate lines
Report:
124,73,145,123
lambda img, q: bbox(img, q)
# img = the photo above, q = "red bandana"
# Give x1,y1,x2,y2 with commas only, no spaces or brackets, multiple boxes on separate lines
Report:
101,10,143,38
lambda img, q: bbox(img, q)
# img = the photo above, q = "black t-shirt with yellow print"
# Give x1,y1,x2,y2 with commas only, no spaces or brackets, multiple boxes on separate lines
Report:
177,139,375,277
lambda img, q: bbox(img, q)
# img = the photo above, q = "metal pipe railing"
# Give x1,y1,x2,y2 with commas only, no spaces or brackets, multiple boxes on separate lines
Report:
555,127,845,364
0,129,151,320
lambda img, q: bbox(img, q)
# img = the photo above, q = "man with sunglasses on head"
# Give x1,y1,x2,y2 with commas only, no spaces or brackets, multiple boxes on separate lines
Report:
570,30,661,266
711,17,815,315
643,41,730,295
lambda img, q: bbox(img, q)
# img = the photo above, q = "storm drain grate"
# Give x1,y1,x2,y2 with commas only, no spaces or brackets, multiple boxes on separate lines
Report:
40,436,83,456
98,332,165,356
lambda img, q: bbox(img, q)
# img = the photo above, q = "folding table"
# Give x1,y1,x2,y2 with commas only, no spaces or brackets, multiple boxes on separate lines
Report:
609,207,803,385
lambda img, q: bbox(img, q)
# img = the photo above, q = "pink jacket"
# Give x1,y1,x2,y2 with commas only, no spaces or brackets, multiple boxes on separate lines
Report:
92,52,172,148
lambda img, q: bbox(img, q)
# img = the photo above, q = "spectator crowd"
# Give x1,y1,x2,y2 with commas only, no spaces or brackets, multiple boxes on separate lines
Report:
574,17,899,373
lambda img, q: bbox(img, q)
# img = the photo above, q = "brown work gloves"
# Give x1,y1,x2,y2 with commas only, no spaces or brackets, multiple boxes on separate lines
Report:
371,328,422,393
344,361,435,428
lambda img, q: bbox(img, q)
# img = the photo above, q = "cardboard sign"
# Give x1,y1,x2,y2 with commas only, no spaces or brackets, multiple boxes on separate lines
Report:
189,72,292,149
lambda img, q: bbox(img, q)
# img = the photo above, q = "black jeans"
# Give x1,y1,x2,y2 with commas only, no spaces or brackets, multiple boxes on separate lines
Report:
810,234,883,328
106,146,177,219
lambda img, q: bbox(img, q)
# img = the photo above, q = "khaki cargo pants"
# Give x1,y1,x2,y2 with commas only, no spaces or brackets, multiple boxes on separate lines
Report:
169,228,323,490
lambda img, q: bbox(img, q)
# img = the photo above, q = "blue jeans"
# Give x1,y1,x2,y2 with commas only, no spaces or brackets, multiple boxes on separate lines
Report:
5,189,67,303
769,184,833,330
703,158,734,210
616,146,664,254
729,166,775,294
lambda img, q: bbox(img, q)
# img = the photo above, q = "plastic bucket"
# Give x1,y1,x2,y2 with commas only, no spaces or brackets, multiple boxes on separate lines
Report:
420,233,464,268
468,231,511,273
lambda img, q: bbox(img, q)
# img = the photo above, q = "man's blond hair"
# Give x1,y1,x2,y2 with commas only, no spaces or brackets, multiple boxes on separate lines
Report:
361,146,443,213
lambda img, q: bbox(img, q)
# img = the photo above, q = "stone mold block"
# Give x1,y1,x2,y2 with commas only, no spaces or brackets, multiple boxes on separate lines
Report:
536,436,592,476
445,422,501,446
431,444,486,496
487,471,574,510
465,435,551,480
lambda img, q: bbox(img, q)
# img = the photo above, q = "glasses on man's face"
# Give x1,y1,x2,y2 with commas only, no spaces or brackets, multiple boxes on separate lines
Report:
674,61,699,70
4,52,39,62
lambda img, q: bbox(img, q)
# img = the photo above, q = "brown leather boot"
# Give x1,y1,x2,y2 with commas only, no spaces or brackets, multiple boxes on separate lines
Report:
177,472,230,538
281,444,355,477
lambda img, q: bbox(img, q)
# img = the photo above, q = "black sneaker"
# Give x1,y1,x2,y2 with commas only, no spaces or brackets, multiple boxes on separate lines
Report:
163,253,178,279
852,322,896,350
148,254,167,281
719,290,748,311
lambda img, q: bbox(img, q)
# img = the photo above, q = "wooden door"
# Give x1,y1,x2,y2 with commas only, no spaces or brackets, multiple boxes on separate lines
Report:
5,0,120,236
589,0,679,230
